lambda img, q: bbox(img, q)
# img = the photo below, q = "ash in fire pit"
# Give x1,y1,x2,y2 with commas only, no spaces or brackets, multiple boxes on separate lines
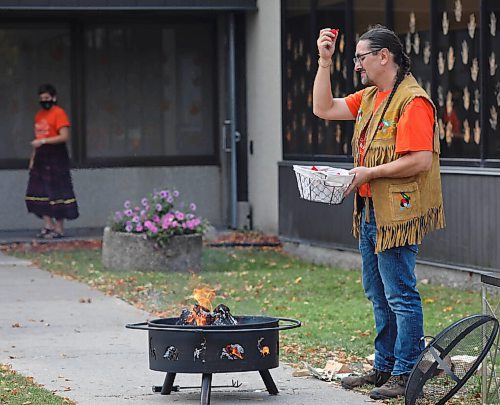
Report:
176,287,237,326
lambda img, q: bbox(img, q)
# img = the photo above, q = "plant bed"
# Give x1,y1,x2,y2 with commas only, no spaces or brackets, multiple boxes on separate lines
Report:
102,188,206,272
102,227,202,272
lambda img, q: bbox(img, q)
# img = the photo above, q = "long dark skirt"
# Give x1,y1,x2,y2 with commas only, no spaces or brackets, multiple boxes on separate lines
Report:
25,143,79,220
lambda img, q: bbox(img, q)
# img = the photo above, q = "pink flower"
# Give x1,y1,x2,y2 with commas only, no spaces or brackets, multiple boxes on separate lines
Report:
186,218,200,230
175,211,185,221
161,213,175,229
153,215,160,223
144,221,158,234
136,224,143,232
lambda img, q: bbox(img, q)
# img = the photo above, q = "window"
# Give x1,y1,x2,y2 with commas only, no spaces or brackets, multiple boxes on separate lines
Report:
393,0,432,118
0,18,218,169
283,0,314,158
282,0,499,167
84,23,215,159
316,0,350,157
0,26,71,161
283,0,349,159
434,0,481,159
486,2,500,159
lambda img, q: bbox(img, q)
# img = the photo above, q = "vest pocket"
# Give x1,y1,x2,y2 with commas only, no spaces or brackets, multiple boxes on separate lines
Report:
389,182,420,221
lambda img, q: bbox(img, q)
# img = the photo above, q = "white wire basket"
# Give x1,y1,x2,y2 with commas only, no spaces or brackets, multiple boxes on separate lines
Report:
293,165,355,205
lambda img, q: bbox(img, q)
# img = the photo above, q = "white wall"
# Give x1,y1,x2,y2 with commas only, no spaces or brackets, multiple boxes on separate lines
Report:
0,166,222,231
245,0,282,234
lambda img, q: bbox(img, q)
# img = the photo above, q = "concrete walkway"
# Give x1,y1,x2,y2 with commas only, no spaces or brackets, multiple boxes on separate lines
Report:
0,252,371,405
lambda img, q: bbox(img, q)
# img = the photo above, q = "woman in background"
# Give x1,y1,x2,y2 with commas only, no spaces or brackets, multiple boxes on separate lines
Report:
25,83,79,238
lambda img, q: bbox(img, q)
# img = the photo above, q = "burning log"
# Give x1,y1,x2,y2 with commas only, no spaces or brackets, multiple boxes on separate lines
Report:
176,288,238,326
176,308,195,325
176,305,214,326
213,304,237,326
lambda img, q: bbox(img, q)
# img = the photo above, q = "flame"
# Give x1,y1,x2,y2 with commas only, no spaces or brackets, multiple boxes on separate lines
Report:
192,287,216,311
180,287,217,326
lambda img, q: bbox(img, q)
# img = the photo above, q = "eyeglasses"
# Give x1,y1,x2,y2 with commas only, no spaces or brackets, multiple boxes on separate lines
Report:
353,49,381,65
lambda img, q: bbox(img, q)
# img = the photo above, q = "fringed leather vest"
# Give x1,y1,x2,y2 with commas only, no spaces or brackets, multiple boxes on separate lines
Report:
351,74,445,253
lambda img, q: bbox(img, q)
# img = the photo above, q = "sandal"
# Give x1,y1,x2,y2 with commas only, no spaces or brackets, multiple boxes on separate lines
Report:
37,227,53,238
49,231,64,239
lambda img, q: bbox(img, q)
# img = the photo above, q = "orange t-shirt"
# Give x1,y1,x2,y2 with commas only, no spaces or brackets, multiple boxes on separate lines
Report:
34,105,70,139
345,89,435,197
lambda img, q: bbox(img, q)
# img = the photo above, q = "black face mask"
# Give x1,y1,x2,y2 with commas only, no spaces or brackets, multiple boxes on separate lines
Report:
40,100,54,110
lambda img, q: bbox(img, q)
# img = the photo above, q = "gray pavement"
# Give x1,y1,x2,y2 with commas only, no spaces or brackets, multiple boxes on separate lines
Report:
0,251,371,405
0,227,104,245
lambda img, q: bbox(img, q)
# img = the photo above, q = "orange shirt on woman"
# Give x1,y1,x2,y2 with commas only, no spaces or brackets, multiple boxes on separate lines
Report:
34,105,70,139
345,89,435,197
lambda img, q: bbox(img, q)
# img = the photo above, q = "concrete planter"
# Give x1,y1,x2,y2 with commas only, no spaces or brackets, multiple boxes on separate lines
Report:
102,227,202,272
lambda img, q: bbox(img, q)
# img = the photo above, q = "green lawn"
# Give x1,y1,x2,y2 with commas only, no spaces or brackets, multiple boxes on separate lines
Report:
0,363,75,405
15,246,481,366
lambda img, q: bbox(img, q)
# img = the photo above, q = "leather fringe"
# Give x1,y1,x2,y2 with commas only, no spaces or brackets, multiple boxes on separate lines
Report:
352,210,361,239
364,144,397,167
375,205,446,254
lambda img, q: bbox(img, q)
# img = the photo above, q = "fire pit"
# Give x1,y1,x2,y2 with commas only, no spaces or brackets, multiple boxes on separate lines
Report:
126,315,301,404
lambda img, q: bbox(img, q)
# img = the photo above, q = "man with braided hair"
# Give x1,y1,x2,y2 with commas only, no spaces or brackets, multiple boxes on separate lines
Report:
313,25,445,399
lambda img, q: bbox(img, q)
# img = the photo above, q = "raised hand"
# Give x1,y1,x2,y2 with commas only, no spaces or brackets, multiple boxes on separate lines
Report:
317,28,339,61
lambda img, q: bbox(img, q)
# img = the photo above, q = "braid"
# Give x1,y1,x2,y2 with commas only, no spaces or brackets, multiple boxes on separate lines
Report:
359,25,412,131
376,54,410,130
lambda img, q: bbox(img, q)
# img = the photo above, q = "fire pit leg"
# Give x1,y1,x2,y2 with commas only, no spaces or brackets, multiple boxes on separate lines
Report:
259,369,278,395
200,373,212,405
160,372,176,395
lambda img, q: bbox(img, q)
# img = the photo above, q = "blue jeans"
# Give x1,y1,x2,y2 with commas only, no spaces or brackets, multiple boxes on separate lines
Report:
359,207,424,375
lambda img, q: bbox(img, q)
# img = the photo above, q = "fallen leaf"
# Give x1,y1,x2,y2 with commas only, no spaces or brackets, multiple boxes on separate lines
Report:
365,353,375,365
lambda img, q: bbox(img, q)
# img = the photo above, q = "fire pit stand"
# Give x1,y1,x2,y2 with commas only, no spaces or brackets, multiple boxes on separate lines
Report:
127,316,301,405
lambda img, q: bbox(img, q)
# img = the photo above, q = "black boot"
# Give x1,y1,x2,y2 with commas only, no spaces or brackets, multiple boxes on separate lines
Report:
341,368,391,390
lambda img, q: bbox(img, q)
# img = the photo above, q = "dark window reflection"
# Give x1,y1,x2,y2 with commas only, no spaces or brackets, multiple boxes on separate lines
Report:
0,26,71,160
84,24,215,159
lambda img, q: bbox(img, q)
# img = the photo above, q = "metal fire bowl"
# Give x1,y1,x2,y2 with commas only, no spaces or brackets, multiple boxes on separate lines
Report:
127,316,300,374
